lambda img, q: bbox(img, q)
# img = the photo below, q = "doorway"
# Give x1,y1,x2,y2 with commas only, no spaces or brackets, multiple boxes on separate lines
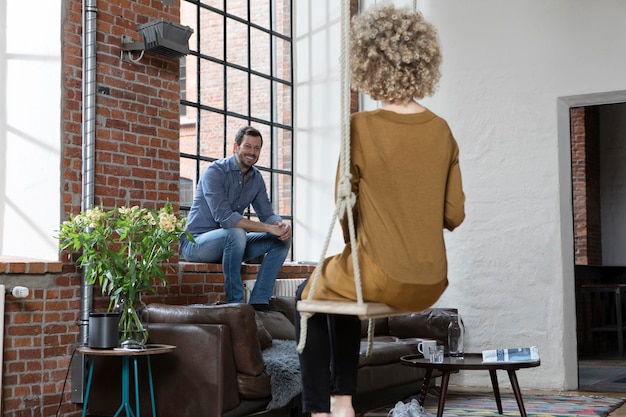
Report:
563,94,626,392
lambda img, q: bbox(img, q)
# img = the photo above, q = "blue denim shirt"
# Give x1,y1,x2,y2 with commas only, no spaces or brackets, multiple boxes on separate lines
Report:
185,155,282,236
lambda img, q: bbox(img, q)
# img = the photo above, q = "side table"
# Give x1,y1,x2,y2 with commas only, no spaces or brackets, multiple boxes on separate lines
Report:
77,344,176,417
401,353,540,417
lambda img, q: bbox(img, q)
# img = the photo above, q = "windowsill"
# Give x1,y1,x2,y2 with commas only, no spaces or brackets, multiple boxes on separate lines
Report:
0,258,313,275
0,256,63,274
179,261,315,273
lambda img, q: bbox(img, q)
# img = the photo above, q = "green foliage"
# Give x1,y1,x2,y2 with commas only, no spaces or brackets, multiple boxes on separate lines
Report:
57,202,190,312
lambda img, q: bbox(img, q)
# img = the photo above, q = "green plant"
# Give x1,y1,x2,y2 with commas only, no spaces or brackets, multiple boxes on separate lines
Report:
58,202,190,345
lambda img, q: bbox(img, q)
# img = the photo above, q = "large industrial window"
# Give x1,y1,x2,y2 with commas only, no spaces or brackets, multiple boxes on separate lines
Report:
179,1,293,244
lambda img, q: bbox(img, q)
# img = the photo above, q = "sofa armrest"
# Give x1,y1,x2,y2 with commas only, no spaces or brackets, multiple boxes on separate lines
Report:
145,303,264,377
387,308,458,347
86,323,240,417
148,323,241,417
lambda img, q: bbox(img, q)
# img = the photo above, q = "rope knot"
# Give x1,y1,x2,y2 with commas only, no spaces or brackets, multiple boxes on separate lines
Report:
336,175,352,199
337,192,356,221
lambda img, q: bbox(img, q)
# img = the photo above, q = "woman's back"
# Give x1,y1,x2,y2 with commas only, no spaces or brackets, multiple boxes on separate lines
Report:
349,107,465,285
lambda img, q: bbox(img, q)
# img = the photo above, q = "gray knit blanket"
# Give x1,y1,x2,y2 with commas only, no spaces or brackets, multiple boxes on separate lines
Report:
262,339,302,410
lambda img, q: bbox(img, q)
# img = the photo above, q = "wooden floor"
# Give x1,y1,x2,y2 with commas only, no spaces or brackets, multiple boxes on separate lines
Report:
578,358,626,416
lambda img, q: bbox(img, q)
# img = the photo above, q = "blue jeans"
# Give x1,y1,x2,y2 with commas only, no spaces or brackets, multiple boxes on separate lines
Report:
179,228,290,304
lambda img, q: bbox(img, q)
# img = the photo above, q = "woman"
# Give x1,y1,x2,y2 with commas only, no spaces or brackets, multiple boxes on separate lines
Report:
297,4,465,417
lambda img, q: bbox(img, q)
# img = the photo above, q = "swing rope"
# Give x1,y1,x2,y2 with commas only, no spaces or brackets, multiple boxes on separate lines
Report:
296,0,365,354
296,0,416,355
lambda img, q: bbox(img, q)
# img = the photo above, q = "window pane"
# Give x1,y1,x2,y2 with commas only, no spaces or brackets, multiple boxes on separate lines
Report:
200,6,224,59
251,74,271,122
180,118,197,156
274,0,291,37
226,18,248,67
275,172,292,217
199,112,226,158
275,37,291,83
181,55,198,117
181,2,198,52
200,0,224,12
275,127,292,171
226,67,249,116
250,27,270,74
180,178,194,208
200,60,224,109
274,81,291,125
226,0,247,18
251,0,270,30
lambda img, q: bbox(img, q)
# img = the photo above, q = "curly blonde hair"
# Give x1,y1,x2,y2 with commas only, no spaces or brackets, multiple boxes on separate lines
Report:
349,3,442,102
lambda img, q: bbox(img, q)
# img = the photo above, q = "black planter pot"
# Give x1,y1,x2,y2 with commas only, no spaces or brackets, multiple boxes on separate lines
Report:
88,312,120,349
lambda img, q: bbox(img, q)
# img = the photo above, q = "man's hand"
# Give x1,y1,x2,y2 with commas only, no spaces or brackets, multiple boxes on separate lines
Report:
270,221,292,241
236,218,292,241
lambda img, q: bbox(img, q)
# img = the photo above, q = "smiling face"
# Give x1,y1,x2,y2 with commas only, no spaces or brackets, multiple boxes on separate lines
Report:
233,134,262,172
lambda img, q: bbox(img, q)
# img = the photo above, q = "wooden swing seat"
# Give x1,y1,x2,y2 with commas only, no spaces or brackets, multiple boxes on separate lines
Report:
297,299,407,320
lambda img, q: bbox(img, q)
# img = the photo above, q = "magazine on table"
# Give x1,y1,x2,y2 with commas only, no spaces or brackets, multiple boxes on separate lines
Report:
482,346,539,363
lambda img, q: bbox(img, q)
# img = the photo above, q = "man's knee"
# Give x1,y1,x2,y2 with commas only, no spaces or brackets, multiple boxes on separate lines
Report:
278,237,291,253
224,228,248,247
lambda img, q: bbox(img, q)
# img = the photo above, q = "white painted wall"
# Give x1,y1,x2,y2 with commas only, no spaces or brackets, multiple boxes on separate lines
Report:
0,0,61,260
600,103,626,265
294,0,626,390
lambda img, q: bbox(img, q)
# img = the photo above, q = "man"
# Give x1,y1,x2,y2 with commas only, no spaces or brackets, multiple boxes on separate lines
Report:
180,126,292,309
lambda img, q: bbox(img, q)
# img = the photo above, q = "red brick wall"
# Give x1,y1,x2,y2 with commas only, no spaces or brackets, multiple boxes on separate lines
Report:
63,0,181,214
571,106,602,266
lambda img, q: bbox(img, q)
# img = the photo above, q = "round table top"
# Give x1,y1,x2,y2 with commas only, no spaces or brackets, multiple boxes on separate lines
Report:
77,344,176,356
401,353,540,371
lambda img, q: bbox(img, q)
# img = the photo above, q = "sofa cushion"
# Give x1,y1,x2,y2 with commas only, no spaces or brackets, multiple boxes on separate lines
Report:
358,340,417,367
388,308,457,347
269,296,297,325
360,317,389,338
255,310,296,341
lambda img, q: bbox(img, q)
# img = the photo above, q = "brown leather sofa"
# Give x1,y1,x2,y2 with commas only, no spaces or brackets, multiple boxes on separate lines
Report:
85,297,457,417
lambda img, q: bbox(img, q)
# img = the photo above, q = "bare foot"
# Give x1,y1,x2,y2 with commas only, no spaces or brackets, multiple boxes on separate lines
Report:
331,395,355,417
311,413,332,417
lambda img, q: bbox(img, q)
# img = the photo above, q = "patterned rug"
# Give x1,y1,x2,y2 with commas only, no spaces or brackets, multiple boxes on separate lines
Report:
364,392,625,417
424,392,624,417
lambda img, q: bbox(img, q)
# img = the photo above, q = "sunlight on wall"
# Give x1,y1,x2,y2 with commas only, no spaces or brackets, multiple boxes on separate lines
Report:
0,0,61,260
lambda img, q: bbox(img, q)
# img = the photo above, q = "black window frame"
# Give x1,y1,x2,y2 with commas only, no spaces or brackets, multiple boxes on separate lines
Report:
179,1,294,255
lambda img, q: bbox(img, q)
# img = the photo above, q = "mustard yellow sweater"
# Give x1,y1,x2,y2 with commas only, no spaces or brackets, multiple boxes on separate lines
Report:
345,108,465,284
304,108,465,311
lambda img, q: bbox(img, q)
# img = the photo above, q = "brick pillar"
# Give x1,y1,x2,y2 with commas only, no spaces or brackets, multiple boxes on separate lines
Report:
571,106,602,266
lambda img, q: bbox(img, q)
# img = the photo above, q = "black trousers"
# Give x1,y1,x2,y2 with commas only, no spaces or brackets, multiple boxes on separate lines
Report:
295,280,362,413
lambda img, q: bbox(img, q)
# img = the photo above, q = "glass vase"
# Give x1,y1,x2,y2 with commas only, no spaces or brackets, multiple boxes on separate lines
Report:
117,296,148,349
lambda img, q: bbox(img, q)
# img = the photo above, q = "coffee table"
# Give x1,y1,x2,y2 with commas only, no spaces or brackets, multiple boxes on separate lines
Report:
401,353,540,417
